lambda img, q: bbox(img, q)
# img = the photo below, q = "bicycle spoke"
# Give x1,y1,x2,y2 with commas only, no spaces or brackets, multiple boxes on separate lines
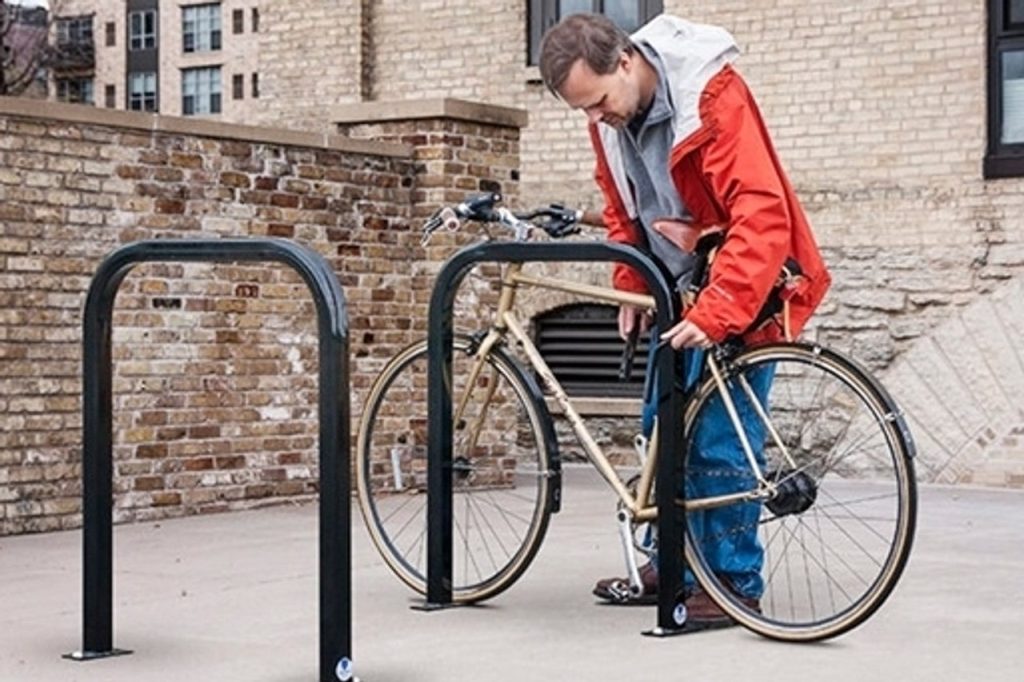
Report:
377,491,424,527
815,486,897,547
358,336,552,602
684,346,915,639
465,493,510,568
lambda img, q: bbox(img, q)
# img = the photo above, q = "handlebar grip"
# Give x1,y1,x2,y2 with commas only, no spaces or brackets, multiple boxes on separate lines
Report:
439,206,460,231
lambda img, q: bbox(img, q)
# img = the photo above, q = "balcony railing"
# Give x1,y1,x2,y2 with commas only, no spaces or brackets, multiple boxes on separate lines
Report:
47,40,95,72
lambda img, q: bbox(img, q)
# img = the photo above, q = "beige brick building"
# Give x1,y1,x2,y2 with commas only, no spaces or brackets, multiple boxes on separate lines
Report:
51,0,261,118
6,0,1023,535
46,0,1020,361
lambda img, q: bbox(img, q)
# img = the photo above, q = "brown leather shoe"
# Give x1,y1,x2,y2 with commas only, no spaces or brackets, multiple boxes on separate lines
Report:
686,588,761,626
593,561,658,605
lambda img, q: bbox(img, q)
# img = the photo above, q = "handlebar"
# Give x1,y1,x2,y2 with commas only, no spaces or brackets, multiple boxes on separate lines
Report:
421,192,583,245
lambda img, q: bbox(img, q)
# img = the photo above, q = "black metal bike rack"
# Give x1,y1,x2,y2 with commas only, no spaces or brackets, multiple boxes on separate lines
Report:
65,239,356,682
424,241,689,635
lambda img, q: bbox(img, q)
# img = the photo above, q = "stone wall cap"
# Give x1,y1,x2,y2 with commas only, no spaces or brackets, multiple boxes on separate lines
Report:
0,96,413,158
332,98,528,129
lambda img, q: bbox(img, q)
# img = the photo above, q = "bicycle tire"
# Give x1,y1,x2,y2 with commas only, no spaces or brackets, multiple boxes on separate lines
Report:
681,342,917,641
356,334,556,603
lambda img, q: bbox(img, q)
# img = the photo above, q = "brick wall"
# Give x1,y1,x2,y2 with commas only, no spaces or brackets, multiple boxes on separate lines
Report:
334,99,525,327
313,0,1024,366
327,1,1024,486
0,97,533,535
256,2,364,131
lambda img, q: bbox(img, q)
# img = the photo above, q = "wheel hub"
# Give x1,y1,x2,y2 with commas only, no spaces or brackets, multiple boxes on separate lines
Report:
765,470,818,517
452,456,473,482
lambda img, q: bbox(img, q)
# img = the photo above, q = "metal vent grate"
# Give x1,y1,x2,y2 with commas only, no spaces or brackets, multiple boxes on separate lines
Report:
533,303,648,397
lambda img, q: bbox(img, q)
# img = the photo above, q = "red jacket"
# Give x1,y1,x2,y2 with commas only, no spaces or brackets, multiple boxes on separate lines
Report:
591,18,830,344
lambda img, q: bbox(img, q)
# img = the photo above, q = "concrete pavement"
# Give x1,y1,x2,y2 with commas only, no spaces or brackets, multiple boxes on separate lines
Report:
2,466,1023,682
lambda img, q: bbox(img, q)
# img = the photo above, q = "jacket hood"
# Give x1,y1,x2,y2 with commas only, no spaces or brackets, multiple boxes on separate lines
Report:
595,16,740,219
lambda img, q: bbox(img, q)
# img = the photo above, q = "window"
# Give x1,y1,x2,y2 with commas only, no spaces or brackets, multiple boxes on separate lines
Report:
129,10,157,50
232,73,244,99
232,8,244,34
987,0,1024,177
105,83,115,108
527,0,662,65
182,66,221,115
182,3,222,53
251,71,259,98
252,7,259,32
56,16,93,46
105,21,115,47
129,71,157,111
56,77,94,104
533,303,647,397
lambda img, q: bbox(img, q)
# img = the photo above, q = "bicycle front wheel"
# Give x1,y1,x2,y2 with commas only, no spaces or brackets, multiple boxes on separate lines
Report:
356,335,555,604
682,343,917,641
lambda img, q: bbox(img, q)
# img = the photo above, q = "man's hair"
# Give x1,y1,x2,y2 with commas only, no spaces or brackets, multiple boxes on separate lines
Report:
538,13,634,97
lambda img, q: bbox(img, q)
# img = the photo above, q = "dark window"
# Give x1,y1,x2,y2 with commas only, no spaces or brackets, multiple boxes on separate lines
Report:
56,16,93,46
986,0,1024,177
252,7,259,32
527,0,662,65
105,21,115,47
105,84,115,108
232,73,244,99
56,77,94,104
251,72,259,98
182,3,222,53
534,303,648,397
232,8,244,34
129,10,157,50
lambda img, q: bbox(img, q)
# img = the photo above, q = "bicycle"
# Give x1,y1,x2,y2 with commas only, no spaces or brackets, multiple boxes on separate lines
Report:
355,193,917,642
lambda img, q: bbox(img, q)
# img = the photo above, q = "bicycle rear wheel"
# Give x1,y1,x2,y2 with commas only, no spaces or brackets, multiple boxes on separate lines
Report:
356,335,556,604
682,343,916,641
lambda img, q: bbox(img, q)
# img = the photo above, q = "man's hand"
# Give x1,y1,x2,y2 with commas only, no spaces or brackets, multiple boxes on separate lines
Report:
618,304,651,341
660,318,712,349
653,218,701,253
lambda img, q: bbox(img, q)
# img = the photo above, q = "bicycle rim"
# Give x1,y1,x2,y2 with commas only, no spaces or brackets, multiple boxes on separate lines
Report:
683,343,917,641
356,335,553,603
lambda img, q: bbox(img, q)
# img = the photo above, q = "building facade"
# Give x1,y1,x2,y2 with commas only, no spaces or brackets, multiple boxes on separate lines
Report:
6,0,1022,538
45,0,1020,365
51,0,260,118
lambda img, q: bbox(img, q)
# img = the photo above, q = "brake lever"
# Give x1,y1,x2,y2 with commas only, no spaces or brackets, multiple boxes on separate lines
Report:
421,206,461,245
537,204,583,238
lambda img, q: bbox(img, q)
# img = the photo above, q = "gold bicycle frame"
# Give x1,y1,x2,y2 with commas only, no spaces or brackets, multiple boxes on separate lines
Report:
451,258,784,524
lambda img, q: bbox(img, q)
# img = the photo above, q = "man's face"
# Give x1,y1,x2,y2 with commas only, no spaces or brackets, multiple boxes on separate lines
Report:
559,52,641,128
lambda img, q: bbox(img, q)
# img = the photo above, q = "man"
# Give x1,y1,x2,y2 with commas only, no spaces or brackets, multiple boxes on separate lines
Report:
538,14,830,624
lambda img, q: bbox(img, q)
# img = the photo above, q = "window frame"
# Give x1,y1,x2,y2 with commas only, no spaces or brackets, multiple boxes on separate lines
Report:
128,71,158,112
56,77,94,104
56,15,93,46
181,66,222,115
232,8,244,34
182,3,222,54
232,73,244,99
128,9,157,51
986,0,1024,178
526,0,663,66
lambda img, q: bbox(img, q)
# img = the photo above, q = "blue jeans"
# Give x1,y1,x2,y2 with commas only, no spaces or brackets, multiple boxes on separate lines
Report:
641,341,775,600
